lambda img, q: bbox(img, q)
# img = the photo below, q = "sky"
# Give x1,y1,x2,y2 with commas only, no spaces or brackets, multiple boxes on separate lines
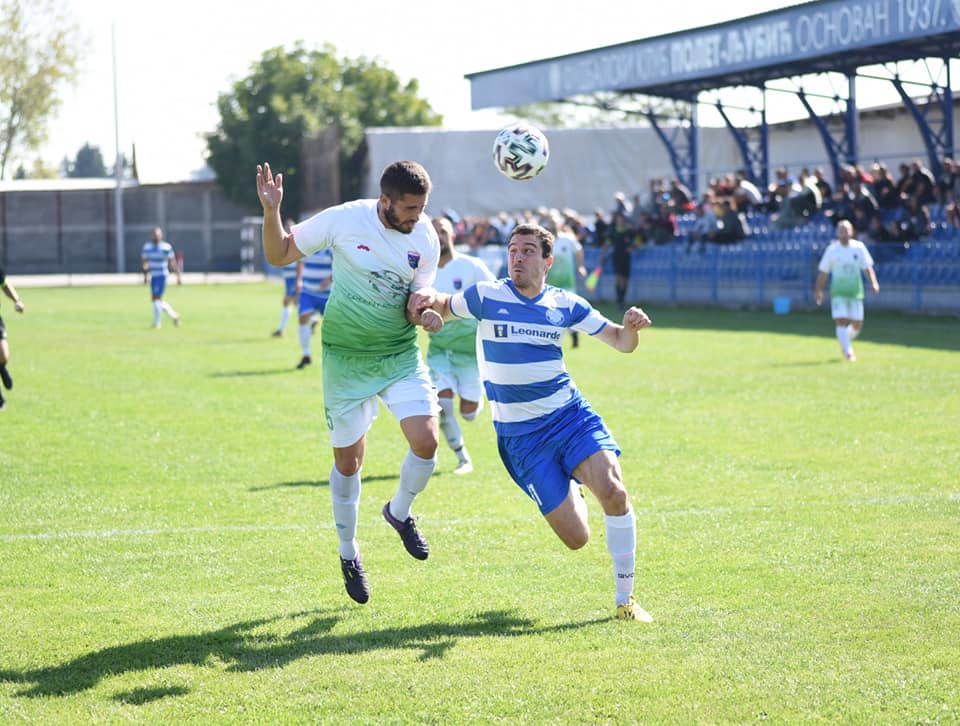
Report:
31,0,911,182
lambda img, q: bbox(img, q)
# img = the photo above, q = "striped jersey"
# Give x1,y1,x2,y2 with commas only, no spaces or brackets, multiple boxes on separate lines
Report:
280,261,299,281
301,249,333,294
142,241,174,277
449,279,609,437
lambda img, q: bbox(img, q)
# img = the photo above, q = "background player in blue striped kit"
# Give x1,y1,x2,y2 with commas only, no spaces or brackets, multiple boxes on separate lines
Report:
141,227,182,328
411,222,655,621
293,247,333,369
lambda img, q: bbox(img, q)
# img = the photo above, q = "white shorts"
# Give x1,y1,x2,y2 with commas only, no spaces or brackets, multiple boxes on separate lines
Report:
830,297,864,321
427,348,484,403
326,369,439,448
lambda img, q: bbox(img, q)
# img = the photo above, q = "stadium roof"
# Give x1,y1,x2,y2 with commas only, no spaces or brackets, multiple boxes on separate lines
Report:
466,0,960,106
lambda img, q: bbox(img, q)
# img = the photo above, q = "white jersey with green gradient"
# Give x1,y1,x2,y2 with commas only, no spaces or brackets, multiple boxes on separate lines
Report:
817,238,874,299
291,199,439,356
429,254,495,356
546,234,581,291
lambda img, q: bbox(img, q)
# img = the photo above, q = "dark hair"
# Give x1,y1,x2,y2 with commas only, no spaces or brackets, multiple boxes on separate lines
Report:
508,222,554,258
380,161,432,199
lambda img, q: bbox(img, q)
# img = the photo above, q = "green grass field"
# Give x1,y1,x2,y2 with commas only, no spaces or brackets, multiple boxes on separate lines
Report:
1,281,957,724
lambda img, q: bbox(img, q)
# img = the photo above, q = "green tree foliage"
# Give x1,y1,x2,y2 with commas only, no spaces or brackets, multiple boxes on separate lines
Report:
67,142,107,177
0,0,81,180
206,43,441,219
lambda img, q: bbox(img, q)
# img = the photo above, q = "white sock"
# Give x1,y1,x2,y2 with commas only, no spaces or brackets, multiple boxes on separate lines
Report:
278,306,291,332
160,300,178,319
836,325,851,355
848,324,861,340
298,323,312,357
438,397,464,454
330,466,361,560
390,449,436,521
152,300,162,327
605,510,637,607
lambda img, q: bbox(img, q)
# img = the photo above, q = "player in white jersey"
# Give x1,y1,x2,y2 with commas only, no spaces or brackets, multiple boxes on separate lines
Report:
271,218,300,338
427,217,495,474
293,247,333,369
257,159,443,606
141,227,182,329
814,220,880,362
413,223,655,622
545,217,586,347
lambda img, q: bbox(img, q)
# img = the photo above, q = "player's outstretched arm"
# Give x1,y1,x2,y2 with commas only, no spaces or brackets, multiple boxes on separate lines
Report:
595,306,652,353
257,163,302,267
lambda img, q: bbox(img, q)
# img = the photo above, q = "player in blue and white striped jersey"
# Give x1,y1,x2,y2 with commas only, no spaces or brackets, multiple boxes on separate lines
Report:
293,247,333,369
141,227,182,328
271,218,301,338
411,222,655,622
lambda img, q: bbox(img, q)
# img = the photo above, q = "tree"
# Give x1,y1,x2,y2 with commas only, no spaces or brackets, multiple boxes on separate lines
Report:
206,43,441,220
0,0,82,180
66,142,107,177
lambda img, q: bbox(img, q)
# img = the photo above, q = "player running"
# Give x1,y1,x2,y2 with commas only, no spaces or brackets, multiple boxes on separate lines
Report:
412,222,655,622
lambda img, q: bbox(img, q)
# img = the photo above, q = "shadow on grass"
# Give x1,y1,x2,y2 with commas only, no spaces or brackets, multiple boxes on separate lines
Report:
113,685,190,704
0,609,604,699
596,304,960,352
248,473,397,492
209,368,301,378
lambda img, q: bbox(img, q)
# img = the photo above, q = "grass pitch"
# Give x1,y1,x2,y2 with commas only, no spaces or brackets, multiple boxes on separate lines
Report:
1,281,957,724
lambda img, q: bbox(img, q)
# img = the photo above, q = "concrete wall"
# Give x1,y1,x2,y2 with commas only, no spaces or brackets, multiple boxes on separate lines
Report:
364,105,956,217
0,182,254,274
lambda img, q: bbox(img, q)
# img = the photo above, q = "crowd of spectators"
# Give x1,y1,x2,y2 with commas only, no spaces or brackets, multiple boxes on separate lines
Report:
442,156,957,256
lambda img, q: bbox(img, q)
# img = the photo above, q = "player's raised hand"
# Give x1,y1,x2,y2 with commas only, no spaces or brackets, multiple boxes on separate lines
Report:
623,307,652,331
257,163,283,211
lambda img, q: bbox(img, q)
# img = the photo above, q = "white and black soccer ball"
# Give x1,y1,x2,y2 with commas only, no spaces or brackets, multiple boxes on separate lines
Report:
492,123,549,181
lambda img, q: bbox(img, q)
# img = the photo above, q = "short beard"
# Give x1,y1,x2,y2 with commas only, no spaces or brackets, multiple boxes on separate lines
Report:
383,203,413,234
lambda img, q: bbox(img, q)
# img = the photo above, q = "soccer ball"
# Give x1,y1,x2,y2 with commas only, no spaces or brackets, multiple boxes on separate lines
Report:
492,123,549,181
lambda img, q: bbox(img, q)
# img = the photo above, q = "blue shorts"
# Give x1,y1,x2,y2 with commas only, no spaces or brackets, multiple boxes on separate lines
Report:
496,398,620,515
298,290,329,316
150,275,167,298
284,277,297,297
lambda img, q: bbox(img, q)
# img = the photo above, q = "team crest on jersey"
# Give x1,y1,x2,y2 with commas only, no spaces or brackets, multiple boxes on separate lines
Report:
407,251,421,269
493,323,508,338
545,307,564,326
453,278,463,290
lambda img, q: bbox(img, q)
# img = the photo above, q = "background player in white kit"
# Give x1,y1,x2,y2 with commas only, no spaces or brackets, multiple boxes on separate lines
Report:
427,216,495,474
257,159,443,606
412,222,655,622
814,220,880,361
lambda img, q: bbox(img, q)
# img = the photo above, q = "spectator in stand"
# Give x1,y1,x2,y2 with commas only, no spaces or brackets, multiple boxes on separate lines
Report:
687,196,718,252
591,208,609,247
774,169,820,228
668,178,693,212
732,171,763,212
612,191,632,217
888,195,931,241
814,168,833,211
713,200,749,243
936,157,960,205
863,213,894,244
908,159,937,205
491,211,515,244
870,163,900,210
895,162,914,201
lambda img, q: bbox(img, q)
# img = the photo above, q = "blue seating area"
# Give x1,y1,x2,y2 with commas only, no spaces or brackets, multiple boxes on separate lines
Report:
583,211,960,312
